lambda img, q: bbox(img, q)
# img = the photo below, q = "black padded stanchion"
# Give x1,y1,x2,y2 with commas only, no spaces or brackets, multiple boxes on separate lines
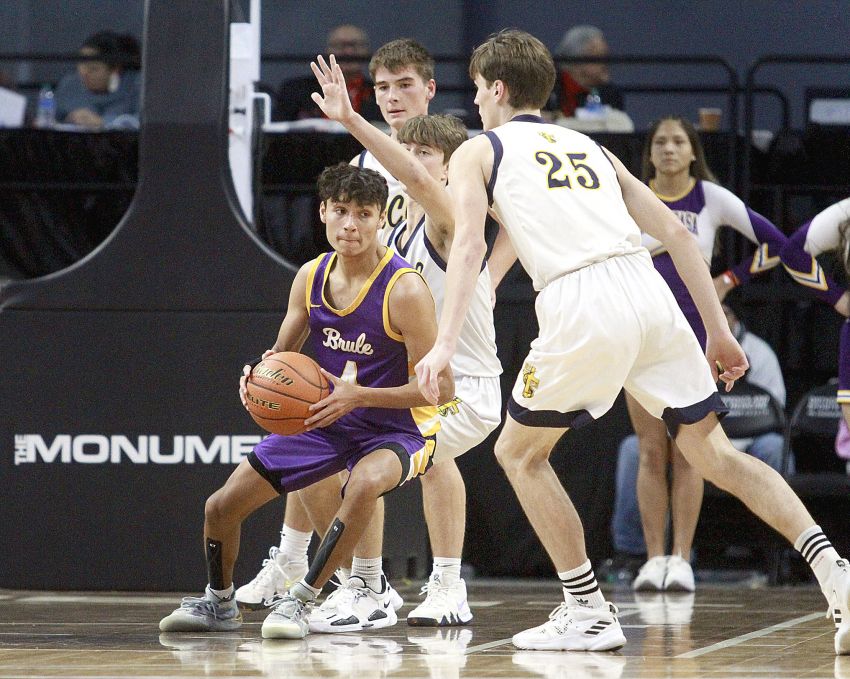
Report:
0,1,297,590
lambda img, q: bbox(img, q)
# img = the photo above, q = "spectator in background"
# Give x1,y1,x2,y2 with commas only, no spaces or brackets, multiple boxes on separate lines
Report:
276,24,379,122
54,31,141,129
626,115,791,593
609,300,791,581
548,25,624,118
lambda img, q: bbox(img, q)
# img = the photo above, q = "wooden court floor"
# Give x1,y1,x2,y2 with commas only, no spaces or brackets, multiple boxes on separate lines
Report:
1,580,847,678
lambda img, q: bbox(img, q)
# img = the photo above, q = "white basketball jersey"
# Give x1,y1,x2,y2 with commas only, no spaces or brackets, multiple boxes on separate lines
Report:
356,150,407,230
484,116,644,290
387,217,502,378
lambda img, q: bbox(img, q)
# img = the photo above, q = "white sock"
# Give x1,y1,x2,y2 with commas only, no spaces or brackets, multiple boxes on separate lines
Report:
558,560,606,609
208,584,234,601
279,525,312,564
794,525,841,595
351,556,383,592
432,557,462,586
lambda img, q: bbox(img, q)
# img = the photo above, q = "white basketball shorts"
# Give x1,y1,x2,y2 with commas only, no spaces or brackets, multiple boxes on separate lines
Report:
508,251,722,430
433,374,502,463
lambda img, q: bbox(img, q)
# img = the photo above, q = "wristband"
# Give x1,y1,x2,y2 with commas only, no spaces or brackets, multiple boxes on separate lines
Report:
722,270,738,287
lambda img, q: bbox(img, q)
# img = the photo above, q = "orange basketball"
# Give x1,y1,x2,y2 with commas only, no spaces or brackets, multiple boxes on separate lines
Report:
245,352,330,436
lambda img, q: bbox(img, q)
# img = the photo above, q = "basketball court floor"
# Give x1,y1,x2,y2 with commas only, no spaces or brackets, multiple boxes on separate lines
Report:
1,579,846,678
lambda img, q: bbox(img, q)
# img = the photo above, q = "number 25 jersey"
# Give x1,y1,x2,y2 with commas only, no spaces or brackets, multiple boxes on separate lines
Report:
484,115,644,291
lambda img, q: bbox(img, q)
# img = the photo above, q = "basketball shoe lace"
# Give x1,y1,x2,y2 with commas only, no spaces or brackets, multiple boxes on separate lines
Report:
250,547,296,602
316,578,357,613
175,594,235,621
418,579,453,610
546,600,620,634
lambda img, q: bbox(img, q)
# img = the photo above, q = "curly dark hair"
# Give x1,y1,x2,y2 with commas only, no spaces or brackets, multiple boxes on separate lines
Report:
317,163,388,210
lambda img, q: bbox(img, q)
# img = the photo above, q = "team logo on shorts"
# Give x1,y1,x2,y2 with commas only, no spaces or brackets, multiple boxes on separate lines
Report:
522,363,540,399
438,397,463,416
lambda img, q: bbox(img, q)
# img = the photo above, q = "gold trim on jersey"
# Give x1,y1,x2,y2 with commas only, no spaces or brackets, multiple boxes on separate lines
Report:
402,438,436,484
304,255,323,315
321,248,395,317
749,243,780,274
381,267,428,342
782,260,828,291
410,404,441,438
837,389,850,404
650,177,696,203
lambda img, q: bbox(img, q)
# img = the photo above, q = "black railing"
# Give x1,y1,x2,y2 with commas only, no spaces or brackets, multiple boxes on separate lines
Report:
742,54,850,202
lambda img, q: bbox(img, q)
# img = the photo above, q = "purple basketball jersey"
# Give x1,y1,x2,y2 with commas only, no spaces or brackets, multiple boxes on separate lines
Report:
305,248,433,437
250,247,439,493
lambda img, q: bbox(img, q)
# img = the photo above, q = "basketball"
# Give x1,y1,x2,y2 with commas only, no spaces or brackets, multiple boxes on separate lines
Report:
245,351,330,436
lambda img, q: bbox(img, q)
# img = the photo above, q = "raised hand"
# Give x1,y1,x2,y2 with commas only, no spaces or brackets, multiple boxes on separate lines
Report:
310,54,355,124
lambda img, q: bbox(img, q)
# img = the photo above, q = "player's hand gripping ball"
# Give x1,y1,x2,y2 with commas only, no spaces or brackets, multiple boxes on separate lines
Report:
245,352,330,435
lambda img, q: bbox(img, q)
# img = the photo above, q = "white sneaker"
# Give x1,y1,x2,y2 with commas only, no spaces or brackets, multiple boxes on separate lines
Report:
236,546,308,610
308,575,398,633
632,555,667,591
159,586,243,632
407,575,473,626
663,555,695,592
828,558,850,655
513,650,627,679
386,580,404,611
261,594,312,639
511,602,626,651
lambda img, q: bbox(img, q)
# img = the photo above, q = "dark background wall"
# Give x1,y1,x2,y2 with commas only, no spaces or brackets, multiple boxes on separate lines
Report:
1,1,847,589
3,0,850,130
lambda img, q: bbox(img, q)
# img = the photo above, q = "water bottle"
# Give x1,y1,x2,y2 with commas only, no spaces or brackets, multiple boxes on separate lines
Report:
584,87,603,118
34,84,56,129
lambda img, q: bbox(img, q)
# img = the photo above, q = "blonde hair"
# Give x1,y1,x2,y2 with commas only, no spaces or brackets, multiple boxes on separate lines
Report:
397,114,468,162
468,29,555,110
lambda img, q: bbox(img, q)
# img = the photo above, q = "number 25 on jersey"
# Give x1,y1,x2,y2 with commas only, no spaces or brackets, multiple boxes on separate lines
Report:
535,151,600,191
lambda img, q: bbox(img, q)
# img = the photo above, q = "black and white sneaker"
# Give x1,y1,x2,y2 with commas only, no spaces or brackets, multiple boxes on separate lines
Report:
308,575,398,633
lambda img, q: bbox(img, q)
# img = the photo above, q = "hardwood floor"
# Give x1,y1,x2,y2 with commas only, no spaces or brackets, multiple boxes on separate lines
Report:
0,581,845,678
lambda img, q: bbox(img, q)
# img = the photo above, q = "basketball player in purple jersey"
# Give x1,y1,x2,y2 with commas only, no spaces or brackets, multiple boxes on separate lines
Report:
236,39,440,618
159,163,454,639
781,197,850,424
630,116,792,592
416,29,850,654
